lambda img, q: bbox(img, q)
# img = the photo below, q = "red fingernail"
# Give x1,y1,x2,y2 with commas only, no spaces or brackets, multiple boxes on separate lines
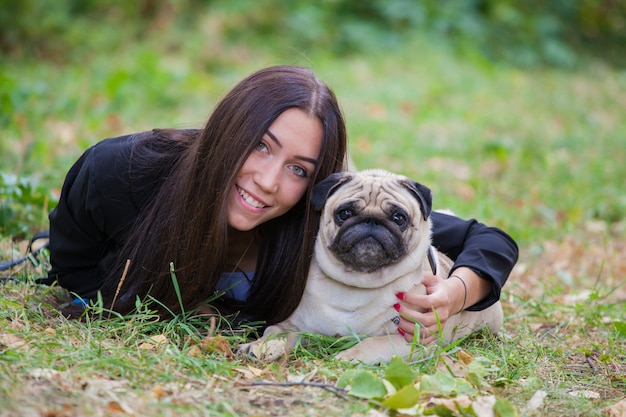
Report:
396,292,405,300
397,328,406,336
393,303,401,311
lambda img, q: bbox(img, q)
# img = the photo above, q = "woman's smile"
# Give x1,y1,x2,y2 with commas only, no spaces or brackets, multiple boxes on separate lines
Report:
227,108,323,231
236,185,268,210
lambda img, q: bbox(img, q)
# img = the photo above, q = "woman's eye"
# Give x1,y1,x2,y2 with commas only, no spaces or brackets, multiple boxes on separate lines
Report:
255,141,268,152
289,165,307,178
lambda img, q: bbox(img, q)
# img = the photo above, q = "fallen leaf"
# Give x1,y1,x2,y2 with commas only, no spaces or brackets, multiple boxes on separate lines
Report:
525,390,548,412
603,397,626,417
137,334,169,351
426,394,472,412
287,367,318,383
568,389,600,399
234,365,267,380
39,403,74,417
80,376,128,394
150,334,168,345
437,354,467,377
107,401,125,413
199,335,234,357
188,345,203,357
355,136,372,153
0,333,28,349
365,409,388,417
28,368,61,380
471,394,496,417
250,338,286,362
138,343,156,350
458,350,474,365
454,183,476,200
563,290,593,304
367,103,387,119
152,384,169,399
106,400,134,414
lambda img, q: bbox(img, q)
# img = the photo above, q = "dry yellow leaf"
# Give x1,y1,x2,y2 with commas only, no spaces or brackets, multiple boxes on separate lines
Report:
150,334,168,345
188,345,203,357
437,354,466,377
152,384,169,400
138,342,155,350
234,365,267,380
427,394,472,412
603,398,626,417
471,395,496,417
200,335,234,357
105,400,135,414
0,333,28,349
568,390,600,399
107,401,125,413
138,334,168,350
457,350,474,365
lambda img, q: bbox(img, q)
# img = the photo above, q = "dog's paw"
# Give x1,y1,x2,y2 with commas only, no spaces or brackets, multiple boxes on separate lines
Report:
237,338,288,362
335,335,412,365
334,346,363,363
335,345,390,365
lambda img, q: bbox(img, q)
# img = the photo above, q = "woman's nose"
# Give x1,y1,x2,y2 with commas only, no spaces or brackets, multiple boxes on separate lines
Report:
253,163,280,193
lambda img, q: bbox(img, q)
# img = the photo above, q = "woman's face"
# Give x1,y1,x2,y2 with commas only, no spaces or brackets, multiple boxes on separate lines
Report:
227,108,324,231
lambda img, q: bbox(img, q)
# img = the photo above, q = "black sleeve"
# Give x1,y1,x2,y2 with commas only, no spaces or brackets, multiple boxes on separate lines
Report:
47,135,142,298
430,211,519,311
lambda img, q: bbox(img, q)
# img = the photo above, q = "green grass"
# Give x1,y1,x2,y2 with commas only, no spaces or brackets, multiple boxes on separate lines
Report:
1,8,625,417
3,34,625,244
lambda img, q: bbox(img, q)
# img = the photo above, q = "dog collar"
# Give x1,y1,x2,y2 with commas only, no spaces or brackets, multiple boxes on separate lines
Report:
427,245,438,275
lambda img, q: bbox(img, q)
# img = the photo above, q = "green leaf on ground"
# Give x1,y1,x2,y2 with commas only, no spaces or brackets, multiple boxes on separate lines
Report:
385,355,418,389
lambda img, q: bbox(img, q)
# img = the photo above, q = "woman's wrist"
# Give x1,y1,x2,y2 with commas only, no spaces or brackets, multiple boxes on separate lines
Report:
447,267,492,314
449,274,467,314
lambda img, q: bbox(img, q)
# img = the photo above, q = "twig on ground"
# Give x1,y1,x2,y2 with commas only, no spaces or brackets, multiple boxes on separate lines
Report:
109,259,131,318
248,381,350,400
585,356,597,373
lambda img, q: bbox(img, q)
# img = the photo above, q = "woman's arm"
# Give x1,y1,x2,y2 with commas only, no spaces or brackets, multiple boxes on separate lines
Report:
394,211,519,343
48,134,142,299
430,211,518,309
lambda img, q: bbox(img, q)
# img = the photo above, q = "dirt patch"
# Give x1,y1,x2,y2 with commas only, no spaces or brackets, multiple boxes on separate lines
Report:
508,228,626,303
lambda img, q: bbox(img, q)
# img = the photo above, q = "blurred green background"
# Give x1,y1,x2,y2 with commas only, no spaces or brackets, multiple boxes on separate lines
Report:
2,0,625,246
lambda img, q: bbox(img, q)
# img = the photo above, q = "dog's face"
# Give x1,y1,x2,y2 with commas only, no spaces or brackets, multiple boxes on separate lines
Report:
311,169,433,288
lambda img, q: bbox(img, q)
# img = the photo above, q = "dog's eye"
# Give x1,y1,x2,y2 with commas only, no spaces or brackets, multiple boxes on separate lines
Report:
336,208,353,223
391,211,408,226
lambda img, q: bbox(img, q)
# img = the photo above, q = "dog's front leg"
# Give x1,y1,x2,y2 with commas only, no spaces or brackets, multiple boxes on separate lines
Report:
335,333,413,365
442,301,504,343
237,322,300,362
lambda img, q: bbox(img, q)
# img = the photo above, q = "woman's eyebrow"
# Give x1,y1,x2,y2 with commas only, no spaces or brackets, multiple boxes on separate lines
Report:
265,130,318,165
266,130,282,147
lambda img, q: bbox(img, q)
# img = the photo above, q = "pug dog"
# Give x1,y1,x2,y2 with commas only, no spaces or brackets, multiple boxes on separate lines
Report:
238,169,503,364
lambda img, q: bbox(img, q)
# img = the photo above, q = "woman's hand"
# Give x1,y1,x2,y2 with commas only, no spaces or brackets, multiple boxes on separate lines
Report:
393,267,491,344
394,272,456,344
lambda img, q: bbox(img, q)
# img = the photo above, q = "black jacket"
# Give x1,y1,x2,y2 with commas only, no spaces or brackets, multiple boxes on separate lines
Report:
48,131,519,311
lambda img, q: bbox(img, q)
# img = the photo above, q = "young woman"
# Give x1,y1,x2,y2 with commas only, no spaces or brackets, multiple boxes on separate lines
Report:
49,66,346,323
47,65,518,344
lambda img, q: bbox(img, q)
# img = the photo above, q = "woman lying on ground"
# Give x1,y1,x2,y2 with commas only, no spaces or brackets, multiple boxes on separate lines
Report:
47,65,518,344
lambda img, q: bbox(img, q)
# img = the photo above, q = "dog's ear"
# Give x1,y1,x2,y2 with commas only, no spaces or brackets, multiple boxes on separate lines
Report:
311,172,353,211
401,179,432,221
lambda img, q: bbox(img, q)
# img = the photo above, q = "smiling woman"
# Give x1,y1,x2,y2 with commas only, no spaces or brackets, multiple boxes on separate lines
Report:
227,108,323,233
47,65,347,323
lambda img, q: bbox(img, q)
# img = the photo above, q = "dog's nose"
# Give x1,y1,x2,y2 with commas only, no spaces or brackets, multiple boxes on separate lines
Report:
365,218,382,226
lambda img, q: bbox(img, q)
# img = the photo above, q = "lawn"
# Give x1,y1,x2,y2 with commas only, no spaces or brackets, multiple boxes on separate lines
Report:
1,4,625,416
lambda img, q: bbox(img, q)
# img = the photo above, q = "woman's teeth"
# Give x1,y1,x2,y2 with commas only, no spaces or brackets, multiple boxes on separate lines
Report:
238,187,266,208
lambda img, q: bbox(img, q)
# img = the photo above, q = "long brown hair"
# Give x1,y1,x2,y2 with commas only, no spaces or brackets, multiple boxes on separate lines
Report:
99,66,347,324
